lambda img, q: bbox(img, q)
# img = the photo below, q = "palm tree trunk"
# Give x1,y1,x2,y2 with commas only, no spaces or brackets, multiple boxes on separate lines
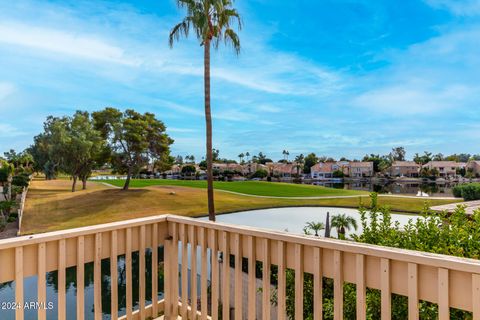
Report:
205,39,215,221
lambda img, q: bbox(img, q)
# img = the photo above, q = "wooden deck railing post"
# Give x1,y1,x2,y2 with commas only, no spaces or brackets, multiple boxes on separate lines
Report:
37,242,47,320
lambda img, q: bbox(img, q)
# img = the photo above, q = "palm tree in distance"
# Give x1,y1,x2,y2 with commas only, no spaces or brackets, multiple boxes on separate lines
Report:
238,153,244,164
169,0,241,221
305,221,325,236
245,152,250,163
331,214,358,239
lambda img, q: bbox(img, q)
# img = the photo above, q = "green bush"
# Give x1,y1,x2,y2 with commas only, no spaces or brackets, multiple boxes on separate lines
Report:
452,183,480,200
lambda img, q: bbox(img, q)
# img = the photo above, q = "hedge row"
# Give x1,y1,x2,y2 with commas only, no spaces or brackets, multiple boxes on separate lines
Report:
452,183,480,201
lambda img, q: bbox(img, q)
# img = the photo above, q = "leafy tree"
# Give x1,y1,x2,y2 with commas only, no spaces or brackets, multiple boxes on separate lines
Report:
303,153,318,174
169,0,241,221
304,221,325,236
389,146,406,162
181,164,196,178
155,154,175,173
330,213,358,239
362,154,390,173
65,111,107,191
93,108,173,190
29,116,72,180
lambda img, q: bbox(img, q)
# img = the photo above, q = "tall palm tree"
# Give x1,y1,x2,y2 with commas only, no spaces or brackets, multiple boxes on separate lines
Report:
245,151,250,163
169,0,241,221
294,154,305,176
331,214,358,239
238,152,244,164
305,221,325,237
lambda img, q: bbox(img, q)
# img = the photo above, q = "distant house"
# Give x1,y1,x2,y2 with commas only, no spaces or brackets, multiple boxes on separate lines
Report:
466,160,480,177
423,161,463,177
388,161,420,177
310,162,335,179
241,163,267,175
349,161,374,178
266,162,297,177
311,161,374,179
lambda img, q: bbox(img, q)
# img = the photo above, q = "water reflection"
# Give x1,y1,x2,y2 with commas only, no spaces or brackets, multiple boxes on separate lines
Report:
311,181,458,196
0,247,164,320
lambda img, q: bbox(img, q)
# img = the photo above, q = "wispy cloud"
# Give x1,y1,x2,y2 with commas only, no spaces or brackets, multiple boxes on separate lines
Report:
425,0,480,16
0,22,139,66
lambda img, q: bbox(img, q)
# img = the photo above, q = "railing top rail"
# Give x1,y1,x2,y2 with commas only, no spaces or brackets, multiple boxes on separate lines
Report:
0,214,169,250
2,213,480,274
166,215,480,274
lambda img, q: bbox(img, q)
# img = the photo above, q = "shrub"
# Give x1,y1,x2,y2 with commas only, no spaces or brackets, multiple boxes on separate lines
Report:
452,183,480,200
12,174,30,187
251,169,268,179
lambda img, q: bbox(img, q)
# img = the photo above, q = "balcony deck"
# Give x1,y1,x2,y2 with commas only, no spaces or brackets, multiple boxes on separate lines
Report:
1,214,480,319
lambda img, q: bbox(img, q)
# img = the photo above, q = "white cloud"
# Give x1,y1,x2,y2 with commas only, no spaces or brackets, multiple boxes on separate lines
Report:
352,84,476,115
0,22,139,65
425,0,480,16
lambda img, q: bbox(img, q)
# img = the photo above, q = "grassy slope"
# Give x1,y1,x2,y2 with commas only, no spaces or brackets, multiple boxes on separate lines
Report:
21,179,461,235
103,179,367,197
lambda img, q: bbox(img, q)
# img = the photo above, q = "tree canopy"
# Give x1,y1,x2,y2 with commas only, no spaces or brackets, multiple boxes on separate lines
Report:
93,108,173,190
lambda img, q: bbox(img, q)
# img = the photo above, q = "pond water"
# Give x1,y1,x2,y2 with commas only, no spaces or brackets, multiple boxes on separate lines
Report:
203,206,420,238
0,207,420,319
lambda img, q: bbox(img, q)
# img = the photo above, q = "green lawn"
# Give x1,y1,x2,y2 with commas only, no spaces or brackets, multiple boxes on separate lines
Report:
102,179,368,197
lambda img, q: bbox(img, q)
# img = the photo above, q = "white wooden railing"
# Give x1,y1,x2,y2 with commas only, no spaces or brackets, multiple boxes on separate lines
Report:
1,214,480,320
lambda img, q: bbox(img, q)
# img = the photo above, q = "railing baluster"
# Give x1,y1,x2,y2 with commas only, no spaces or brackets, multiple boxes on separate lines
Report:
37,243,46,320
15,246,24,320
210,228,219,320
473,274,480,319
164,236,172,319
333,250,343,320
438,268,449,320
139,225,146,319
201,228,208,320
77,236,85,320
180,224,188,318
408,263,418,320
110,231,118,320
314,248,323,320
152,223,159,317
222,231,230,320
190,225,198,318
277,241,286,320
235,233,243,320
247,236,256,320
263,238,271,320
295,244,303,320
126,228,133,319
94,233,102,320
58,239,66,320
171,223,179,318
356,254,366,320
381,258,391,320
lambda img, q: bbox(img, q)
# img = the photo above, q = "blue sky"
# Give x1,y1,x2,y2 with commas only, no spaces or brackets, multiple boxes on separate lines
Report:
0,0,479,161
